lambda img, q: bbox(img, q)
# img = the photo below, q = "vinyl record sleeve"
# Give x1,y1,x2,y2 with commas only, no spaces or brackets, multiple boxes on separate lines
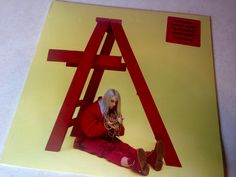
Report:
0,1,224,177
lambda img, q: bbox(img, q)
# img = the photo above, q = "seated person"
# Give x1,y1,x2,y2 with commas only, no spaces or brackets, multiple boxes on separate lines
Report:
74,88,164,176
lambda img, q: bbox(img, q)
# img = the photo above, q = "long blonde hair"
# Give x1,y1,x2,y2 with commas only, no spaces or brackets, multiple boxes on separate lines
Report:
100,89,121,117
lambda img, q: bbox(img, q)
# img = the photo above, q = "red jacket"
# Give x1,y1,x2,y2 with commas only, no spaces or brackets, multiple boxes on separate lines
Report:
79,101,125,138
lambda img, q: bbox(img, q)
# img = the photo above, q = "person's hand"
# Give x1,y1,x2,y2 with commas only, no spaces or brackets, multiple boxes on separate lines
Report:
117,116,123,124
105,119,117,128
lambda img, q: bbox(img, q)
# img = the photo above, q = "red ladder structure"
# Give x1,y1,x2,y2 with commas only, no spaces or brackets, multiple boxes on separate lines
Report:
45,17,181,167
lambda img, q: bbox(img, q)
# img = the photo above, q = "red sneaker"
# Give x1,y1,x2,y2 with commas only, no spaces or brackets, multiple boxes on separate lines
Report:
130,148,149,176
147,141,165,171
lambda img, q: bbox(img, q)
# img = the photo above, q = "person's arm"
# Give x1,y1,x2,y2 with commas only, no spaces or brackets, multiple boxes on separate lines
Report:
117,116,125,136
117,124,125,136
80,107,108,138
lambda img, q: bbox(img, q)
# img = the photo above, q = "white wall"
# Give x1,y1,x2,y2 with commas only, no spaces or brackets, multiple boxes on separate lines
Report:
0,0,235,177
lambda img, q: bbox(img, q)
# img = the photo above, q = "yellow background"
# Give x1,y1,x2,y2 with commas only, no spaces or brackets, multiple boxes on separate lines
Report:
0,1,224,177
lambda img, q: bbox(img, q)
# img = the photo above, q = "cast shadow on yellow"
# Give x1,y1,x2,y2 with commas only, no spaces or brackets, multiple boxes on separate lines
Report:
0,1,224,177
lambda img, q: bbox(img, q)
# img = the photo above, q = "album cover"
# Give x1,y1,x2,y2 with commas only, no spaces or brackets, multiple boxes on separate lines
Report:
0,1,224,177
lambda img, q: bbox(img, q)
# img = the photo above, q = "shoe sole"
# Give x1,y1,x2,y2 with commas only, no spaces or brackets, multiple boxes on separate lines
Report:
137,148,149,176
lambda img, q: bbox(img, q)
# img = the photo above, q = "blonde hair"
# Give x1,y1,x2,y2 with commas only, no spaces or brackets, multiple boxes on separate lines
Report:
103,89,121,117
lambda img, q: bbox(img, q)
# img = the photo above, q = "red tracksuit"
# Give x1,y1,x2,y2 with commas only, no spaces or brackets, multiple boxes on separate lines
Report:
74,100,137,166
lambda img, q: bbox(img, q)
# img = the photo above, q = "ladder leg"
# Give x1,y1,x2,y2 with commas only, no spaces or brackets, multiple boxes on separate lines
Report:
111,22,181,167
45,22,108,151
71,32,115,136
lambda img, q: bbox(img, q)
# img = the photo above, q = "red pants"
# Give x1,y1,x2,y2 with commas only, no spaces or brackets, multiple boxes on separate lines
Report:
78,137,136,166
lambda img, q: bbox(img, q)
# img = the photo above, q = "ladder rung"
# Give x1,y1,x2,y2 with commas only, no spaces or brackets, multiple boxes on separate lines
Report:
96,17,122,24
69,118,78,127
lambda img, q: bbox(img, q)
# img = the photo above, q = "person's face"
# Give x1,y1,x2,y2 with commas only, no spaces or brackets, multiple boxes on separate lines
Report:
109,96,118,109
